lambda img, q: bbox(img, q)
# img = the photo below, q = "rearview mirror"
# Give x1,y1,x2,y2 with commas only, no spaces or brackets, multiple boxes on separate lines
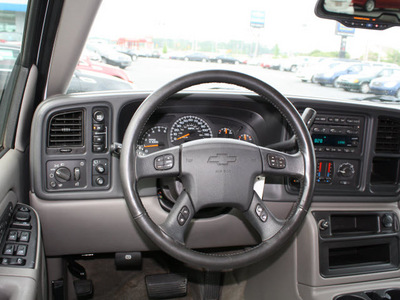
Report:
315,0,400,30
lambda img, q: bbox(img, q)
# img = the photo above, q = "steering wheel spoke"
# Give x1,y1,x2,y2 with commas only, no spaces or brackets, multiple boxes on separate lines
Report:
259,147,305,179
243,193,285,242
135,146,180,180
160,191,195,244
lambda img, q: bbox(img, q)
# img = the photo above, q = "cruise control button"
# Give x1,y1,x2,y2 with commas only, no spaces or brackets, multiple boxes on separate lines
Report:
267,154,286,169
154,156,164,170
154,154,174,170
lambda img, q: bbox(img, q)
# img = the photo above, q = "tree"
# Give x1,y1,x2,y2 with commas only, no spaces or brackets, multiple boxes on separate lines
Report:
384,49,400,65
305,49,349,58
273,44,280,58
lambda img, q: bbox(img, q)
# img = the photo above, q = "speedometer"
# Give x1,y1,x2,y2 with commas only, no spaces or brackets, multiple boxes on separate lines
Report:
170,115,213,145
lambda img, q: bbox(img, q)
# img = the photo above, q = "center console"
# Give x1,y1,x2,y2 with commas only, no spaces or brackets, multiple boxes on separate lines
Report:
314,211,400,278
312,113,364,190
289,113,364,193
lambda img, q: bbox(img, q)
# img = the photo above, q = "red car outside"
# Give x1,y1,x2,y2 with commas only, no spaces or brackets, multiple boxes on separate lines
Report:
76,56,133,83
352,0,400,12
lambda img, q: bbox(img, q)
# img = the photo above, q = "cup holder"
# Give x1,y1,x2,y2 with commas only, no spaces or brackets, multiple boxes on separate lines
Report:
334,289,400,300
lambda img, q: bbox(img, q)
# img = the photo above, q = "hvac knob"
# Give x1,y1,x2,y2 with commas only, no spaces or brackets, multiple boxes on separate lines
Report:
337,163,355,178
54,167,71,182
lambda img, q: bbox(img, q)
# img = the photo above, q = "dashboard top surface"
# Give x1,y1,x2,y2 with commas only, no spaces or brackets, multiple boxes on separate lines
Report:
30,91,400,202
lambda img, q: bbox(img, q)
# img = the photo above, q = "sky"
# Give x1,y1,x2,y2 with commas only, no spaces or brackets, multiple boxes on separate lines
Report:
89,0,400,58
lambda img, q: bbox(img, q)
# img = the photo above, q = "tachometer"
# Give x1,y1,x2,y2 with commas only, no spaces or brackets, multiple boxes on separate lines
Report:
170,115,213,145
138,126,168,154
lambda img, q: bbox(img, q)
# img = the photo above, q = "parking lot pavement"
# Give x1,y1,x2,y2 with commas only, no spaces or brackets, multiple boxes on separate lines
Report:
124,58,369,101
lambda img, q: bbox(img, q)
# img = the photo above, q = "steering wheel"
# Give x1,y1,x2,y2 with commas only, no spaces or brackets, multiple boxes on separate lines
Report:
120,70,315,271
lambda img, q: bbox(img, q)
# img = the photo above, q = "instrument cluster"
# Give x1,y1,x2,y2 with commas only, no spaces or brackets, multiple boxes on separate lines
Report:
138,114,257,154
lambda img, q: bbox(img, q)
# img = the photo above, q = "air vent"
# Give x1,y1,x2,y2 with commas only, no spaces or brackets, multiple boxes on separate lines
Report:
375,117,400,154
48,110,84,148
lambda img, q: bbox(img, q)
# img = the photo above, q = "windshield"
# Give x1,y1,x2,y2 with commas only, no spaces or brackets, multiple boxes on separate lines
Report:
68,0,400,103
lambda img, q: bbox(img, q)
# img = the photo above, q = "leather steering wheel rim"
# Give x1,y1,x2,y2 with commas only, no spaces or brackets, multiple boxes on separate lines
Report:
120,70,315,271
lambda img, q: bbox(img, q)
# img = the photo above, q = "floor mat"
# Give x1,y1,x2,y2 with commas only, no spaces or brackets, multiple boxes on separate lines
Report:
73,254,246,300
76,255,193,300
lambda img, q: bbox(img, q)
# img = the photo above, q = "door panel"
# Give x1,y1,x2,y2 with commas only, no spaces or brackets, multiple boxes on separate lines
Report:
0,150,45,300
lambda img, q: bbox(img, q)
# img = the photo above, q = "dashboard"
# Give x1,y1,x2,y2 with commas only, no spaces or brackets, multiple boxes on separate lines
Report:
28,91,400,259
31,92,400,202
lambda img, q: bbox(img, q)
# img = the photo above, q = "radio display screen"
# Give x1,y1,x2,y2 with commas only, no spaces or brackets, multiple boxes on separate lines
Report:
312,134,354,147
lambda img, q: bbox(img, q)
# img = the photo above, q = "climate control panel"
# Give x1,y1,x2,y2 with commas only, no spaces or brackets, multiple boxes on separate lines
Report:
290,159,360,192
316,159,360,190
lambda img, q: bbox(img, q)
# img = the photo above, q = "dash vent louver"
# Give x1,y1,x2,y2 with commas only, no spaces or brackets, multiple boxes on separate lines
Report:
48,110,84,148
375,116,400,154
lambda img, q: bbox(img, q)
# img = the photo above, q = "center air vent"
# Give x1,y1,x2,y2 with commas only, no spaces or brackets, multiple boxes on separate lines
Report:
48,110,84,148
375,117,400,154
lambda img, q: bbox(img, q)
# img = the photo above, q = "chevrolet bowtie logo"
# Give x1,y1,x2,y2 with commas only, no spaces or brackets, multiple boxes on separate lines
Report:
207,154,237,165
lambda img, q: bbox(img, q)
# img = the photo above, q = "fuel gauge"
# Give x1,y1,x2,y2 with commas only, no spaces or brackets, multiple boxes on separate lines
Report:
238,134,254,143
218,127,234,139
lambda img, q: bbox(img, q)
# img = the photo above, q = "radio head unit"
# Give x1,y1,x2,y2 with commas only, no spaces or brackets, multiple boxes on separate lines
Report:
311,114,364,155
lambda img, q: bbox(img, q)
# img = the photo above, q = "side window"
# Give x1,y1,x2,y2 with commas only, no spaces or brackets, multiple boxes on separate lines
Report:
0,0,28,150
